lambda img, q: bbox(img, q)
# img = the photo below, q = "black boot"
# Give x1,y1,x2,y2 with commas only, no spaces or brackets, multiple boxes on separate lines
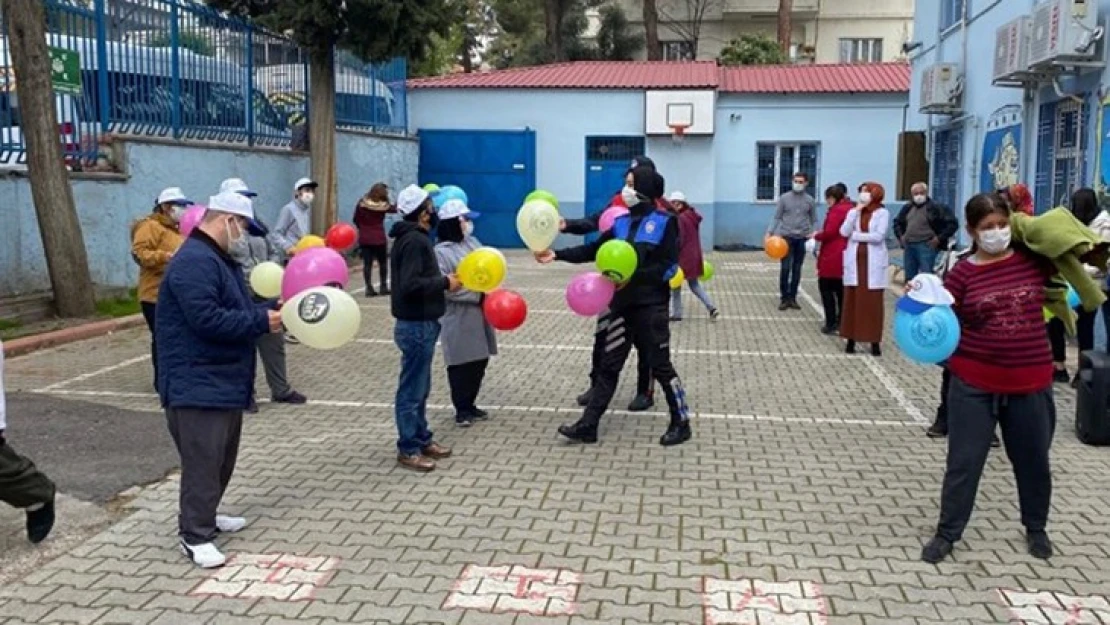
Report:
576,388,595,407
871,343,882,357
845,340,856,354
627,393,654,412
659,422,692,446
558,421,598,444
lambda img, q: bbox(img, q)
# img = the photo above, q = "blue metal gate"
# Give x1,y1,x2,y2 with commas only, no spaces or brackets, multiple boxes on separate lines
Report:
418,129,536,248
583,136,645,243
1035,97,1090,214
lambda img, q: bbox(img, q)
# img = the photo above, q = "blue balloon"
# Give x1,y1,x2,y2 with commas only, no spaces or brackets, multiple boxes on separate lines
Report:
894,306,961,365
1067,285,1080,309
434,185,468,209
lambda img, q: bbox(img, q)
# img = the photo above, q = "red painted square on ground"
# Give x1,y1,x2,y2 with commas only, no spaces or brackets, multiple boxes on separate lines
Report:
701,577,828,625
998,588,1110,624
443,564,582,616
188,553,339,602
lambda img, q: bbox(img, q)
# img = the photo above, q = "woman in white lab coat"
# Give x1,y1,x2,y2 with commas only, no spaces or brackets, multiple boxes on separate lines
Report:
839,182,891,356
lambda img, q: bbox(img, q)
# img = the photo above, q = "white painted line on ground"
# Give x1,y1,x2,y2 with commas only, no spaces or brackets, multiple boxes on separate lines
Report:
35,354,152,393
356,303,814,322
797,289,928,424
506,287,783,296
352,338,855,359
35,389,920,428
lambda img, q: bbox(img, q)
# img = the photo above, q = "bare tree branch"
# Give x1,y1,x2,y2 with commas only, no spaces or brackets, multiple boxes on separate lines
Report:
656,0,719,58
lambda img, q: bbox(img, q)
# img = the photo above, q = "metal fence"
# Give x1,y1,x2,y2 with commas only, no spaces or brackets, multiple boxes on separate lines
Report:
0,0,408,169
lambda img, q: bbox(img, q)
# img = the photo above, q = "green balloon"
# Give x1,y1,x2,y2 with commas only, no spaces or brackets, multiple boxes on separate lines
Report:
596,240,638,283
423,183,440,192
525,189,559,209
702,260,715,281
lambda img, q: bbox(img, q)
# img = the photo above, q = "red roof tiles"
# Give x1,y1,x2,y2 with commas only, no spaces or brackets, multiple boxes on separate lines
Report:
408,61,910,94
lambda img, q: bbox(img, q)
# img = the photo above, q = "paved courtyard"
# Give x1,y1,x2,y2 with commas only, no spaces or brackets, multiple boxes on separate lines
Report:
2,251,1109,625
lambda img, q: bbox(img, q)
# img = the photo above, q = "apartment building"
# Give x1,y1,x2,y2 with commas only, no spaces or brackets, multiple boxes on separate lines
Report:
600,0,914,64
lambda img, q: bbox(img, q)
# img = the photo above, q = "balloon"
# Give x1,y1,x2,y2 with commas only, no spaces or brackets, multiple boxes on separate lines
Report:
598,206,629,233
435,185,468,208
1067,285,1080,309
565,271,616,317
423,183,440,192
294,235,326,254
483,289,527,331
669,268,685,290
765,235,789,260
281,246,350,301
249,261,284,299
702,260,715,281
457,247,507,293
325,223,357,251
893,307,961,365
281,287,361,350
180,205,205,238
596,239,638,283
516,200,561,252
525,190,559,210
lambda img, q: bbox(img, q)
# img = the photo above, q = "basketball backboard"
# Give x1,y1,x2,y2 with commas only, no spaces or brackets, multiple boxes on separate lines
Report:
644,90,715,136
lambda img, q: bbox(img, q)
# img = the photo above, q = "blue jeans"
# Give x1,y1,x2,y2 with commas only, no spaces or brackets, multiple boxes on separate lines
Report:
903,241,939,282
393,319,440,456
779,237,808,301
670,279,716,318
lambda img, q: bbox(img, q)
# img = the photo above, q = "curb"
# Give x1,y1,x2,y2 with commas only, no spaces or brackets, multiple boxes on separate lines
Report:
3,314,147,359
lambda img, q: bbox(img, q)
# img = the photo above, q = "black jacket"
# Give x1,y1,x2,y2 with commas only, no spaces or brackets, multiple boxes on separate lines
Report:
893,198,959,246
389,220,449,321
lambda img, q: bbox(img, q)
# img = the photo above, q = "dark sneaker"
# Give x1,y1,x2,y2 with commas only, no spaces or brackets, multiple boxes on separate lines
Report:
398,454,435,472
659,422,692,446
1053,368,1070,383
558,421,598,444
273,391,307,405
1027,530,1053,559
921,536,954,563
820,325,838,335
627,394,654,412
365,289,376,298
285,335,300,345
576,388,595,407
26,498,55,544
991,433,1001,448
871,343,882,357
778,300,790,311
788,300,802,310
470,407,490,421
422,442,453,459
926,423,948,438
455,414,475,428
709,308,720,321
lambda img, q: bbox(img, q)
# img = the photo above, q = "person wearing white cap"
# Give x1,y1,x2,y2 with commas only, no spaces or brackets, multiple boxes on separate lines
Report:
131,187,192,389
273,177,319,256
667,191,719,322
155,190,283,568
389,185,461,472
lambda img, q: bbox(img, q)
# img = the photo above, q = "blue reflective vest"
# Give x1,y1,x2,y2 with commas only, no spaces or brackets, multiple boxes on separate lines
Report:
611,212,679,281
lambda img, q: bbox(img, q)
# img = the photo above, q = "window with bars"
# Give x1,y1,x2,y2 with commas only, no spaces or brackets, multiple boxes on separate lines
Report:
659,41,694,61
932,127,963,214
838,39,883,64
1034,97,1090,214
756,143,819,201
941,0,965,31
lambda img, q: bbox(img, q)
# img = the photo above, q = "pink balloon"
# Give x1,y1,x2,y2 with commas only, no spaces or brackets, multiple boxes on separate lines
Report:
281,247,350,301
180,205,206,238
598,206,629,233
565,271,616,317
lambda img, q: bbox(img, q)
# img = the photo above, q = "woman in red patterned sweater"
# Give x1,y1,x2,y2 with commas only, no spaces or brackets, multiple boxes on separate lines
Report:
922,192,1056,564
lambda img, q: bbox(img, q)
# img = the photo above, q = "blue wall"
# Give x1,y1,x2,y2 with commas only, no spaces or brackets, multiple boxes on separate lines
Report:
0,131,417,296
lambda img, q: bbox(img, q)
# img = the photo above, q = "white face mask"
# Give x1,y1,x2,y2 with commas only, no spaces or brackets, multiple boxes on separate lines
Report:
978,226,1011,254
300,192,315,206
462,220,474,236
859,192,873,205
792,182,806,193
170,206,185,222
621,186,639,207
913,194,927,205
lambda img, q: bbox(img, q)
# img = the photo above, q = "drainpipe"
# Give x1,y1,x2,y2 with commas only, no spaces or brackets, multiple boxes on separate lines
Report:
1020,86,1035,186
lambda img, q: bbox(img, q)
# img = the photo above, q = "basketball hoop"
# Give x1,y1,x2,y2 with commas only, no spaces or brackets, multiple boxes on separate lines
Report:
670,124,688,144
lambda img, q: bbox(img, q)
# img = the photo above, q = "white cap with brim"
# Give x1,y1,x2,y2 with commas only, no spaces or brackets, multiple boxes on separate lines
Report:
906,273,955,306
157,187,192,206
207,191,256,220
294,177,319,193
219,178,257,197
438,199,481,221
668,191,686,203
397,185,430,216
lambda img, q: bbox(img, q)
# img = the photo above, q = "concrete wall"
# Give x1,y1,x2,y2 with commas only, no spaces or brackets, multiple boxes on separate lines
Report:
0,131,417,296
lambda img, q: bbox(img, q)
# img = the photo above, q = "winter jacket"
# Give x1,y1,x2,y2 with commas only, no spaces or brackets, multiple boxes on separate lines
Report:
675,206,705,279
893,198,959,247
130,213,184,303
274,198,311,250
1082,211,1110,283
814,199,852,279
353,198,397,247
435,237,498,366
155,231,274,410
389,220,449,321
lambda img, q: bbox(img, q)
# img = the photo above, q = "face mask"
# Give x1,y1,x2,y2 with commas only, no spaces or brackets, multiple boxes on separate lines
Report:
170,206,185,222
621,186,639,207
792,183,806,193
300,193,315,206
859,192,873,205
978,226,1011,254
913,194,927,205
462,220,474,236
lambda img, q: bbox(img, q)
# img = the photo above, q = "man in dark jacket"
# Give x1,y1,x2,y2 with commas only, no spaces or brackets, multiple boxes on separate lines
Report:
390,185,462,472
156,191,283,568
537,166,692,447
893,182,959,281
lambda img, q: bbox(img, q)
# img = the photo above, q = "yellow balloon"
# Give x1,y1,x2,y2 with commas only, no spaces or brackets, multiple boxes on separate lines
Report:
516,200,560,252
458,247,507,293
280,286,361,350
294,235,325,253
249,261,284,298
669,268,685,290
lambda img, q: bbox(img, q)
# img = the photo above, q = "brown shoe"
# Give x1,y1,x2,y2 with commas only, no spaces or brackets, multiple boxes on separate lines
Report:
422,442,452,460
397,454,436,472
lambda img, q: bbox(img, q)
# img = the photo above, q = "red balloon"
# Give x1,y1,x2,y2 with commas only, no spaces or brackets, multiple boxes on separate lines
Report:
325,223,357,251
483,289,527,331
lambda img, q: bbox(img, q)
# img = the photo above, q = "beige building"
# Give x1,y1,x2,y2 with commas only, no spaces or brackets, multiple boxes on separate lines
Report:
596,0,914,64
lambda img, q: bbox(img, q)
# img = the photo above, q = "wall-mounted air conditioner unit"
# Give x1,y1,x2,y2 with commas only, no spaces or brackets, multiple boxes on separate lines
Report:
919,63,964,115
1028,0,1103,68
993,15,1034,84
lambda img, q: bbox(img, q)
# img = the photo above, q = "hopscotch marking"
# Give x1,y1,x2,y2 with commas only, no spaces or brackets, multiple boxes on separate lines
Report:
701,577,829,625
442,565,582,616
997,589,1110,624
188,553,339,602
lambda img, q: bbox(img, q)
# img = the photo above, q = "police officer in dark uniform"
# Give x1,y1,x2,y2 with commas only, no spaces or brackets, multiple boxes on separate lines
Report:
537,165,692,446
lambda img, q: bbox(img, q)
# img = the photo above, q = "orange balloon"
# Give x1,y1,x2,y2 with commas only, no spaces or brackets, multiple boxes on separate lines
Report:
765,235,789,260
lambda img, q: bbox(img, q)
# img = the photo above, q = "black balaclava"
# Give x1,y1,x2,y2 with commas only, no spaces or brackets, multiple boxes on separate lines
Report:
629,165,658,215
626,155,656,176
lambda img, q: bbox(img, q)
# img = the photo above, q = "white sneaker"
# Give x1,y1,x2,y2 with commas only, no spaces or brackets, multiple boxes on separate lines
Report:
180,541,226,569
216,515,247,533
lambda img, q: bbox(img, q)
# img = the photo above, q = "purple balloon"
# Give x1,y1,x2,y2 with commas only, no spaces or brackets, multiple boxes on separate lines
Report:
565,271,616,317
180,205,206,238
598,206,628,233
281,247,350,301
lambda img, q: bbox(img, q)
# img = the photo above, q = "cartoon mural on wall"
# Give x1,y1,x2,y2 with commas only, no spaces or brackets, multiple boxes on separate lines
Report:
981,105,1022,193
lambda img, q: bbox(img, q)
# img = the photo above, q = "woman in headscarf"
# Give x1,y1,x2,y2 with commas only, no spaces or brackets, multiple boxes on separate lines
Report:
1000,183,1034,216
353,183,397,297
434,199,498,428
839,182,891,355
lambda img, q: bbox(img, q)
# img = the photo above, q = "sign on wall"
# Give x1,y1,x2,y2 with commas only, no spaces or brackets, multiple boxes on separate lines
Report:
981,105,1022,193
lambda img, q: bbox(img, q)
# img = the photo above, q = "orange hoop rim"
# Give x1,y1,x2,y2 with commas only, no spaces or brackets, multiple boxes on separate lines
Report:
669,124,689,136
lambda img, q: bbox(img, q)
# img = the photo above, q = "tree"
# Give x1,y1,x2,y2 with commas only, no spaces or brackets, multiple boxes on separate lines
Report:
2,0,97,317
777,0,793,57
642,0,661,60
209,0,453,234
657,0,720,59
718,34,787,66
593,5,642,60
459,0,498,72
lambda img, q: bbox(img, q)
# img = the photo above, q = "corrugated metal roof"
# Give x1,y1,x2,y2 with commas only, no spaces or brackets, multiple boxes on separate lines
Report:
407,61,910,95
718,62,911,93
